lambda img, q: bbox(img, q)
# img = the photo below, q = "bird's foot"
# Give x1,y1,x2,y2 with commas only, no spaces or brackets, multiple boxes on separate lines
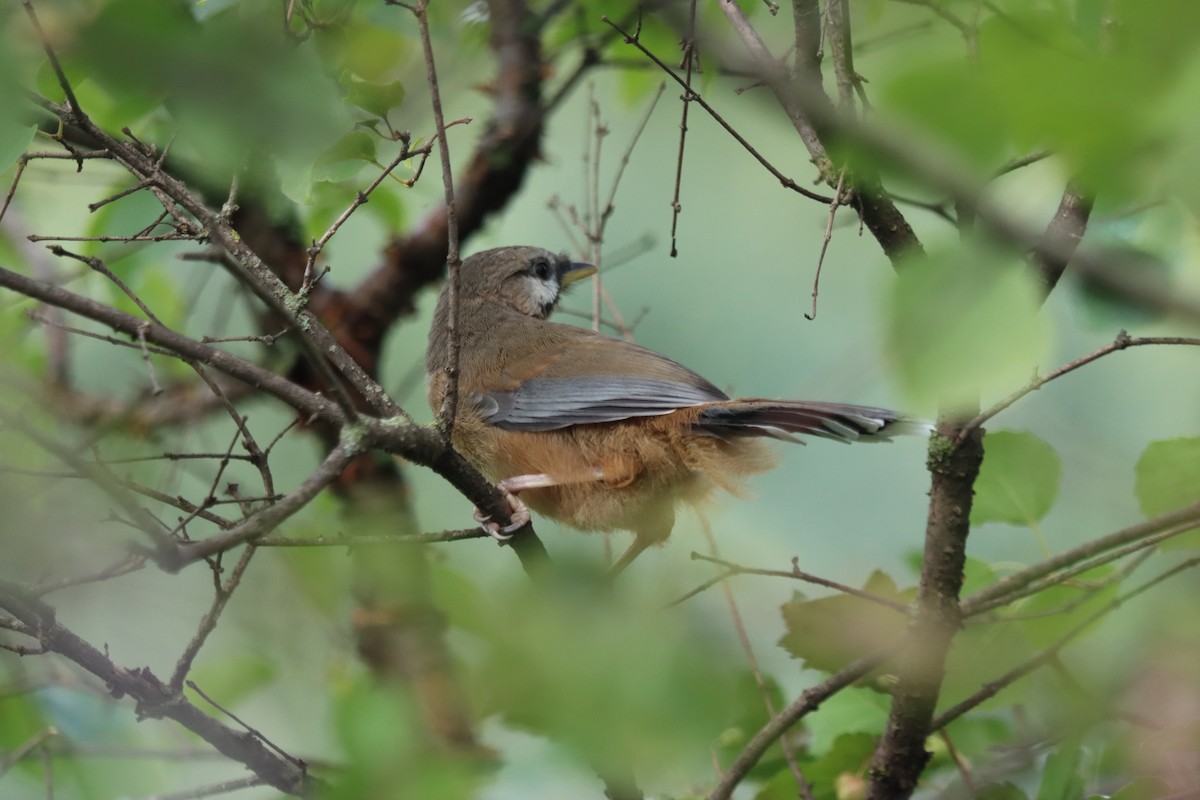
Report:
473,486,531,542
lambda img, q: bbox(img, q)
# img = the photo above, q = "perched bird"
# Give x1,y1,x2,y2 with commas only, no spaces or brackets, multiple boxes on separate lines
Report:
426,246,918,572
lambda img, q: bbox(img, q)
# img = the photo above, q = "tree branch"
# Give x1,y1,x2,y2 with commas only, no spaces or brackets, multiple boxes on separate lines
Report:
0,581,314,795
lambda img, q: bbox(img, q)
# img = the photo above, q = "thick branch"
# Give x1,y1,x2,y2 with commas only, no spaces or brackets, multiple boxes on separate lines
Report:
866,426,984,799
0,581,314,795
1032,185,1093,298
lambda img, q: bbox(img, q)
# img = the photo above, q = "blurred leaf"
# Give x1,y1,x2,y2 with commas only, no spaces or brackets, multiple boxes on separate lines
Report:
977,1,1200,196
0,692,49,750
0,122,35,172
1135,436,1200,547
1014,564,1119,651
315,21,412,80
1037,735,1084,800
343,74,406,119
972,431,1062,526
779,572,911,674
713,670,791,781
327,678,483,800
74,0,348,183
882,58,1008,164
1107,778,1169,800
312,130,379,184
937,716,1014,768
940,615,1035,710
429,559,489,636
755,732,876,800
961,556,1000,596
804,689,890,758
470,577,738,776
885,246,1051,414
978,783,1029,800
278,157,316,205
1075,245,1172,329
112,269,185,331
186,654,278,708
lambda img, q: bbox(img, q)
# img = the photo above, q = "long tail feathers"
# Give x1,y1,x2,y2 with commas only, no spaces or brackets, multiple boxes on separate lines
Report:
696,400,930,444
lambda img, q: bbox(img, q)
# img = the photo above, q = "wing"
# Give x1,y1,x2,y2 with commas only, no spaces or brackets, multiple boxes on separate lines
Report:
474,327,729,432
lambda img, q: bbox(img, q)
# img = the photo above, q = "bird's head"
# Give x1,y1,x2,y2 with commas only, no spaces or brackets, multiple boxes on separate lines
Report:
460,246,596,319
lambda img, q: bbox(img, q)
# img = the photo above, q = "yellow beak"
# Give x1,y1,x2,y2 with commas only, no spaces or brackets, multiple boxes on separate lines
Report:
561,262,598,286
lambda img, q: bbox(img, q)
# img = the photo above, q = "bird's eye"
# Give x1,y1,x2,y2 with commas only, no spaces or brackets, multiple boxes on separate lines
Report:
531,258,553,281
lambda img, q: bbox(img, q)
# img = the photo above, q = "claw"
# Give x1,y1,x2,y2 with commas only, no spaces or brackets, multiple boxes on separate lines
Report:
473,486,531,542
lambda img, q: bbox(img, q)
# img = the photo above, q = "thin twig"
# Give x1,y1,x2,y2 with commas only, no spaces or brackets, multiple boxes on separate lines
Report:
697,517,815,800
964,519,1200,619
601,17,834,205
170,546,257,691
705,652,892,800
958,332,1200,440
670,2,698,257
408,0,463,436
184,681,302,768
133,776,265,800
678,552,909,613
805,169,846,320
934,555,1200,731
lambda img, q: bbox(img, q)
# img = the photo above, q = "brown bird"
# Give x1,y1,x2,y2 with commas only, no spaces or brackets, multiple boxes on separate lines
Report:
426,246,919,573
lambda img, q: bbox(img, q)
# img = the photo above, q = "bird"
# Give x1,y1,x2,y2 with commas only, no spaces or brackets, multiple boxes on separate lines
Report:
425,246,920,573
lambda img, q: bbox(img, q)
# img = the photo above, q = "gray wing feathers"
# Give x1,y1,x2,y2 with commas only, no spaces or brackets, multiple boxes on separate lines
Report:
477,375,725,431
697,401,919,444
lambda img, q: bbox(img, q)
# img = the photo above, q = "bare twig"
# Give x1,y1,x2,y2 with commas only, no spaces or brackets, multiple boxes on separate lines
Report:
601,17,834,205
705,652,891,800
169,546,257,690
669,2,698,258
133,776,265,800
674,553,910,613
958,332,1200,440
961,501,1200,617
805,170,846,320
934,555,1200,731
697,518,815,800
404,0,464,435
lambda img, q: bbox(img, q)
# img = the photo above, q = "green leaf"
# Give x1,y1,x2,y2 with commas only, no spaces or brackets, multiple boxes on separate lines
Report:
971,431,1062,526
1075,245,1172,329
804,690,889,758
470,576,740,776
344,75,406,119
0,123,36,173
882,57,1008,164
978,783,1029,800
278,157,316,205
885,245,1051,414
779,572,912,675
1134,436,1200,547
713,671,791,781
755,733,877,800
1036,735,1084,800
312,130,378,183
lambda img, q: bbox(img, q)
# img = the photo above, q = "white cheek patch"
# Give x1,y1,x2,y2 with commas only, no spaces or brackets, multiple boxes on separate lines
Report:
523,276,560,315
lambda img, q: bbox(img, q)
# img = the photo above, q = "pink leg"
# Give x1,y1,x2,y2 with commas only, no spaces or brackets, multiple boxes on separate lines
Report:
474,468,606,541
